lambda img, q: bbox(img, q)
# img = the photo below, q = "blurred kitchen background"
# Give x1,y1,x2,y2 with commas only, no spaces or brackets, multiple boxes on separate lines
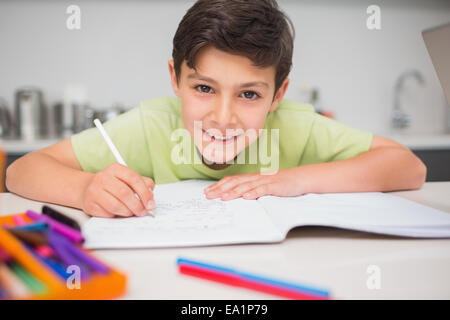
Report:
0,0,449,191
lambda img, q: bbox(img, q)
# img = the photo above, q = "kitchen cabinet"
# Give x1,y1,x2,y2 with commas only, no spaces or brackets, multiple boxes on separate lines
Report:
412,149,450,181
3,153,25,192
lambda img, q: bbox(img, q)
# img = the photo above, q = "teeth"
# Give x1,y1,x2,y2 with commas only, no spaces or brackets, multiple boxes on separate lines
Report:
204,130,235,141
215,136,233,141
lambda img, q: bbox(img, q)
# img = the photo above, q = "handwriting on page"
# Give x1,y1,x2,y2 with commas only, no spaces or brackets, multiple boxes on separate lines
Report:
85,196,234,239
151,197,233,231
83,179,284,249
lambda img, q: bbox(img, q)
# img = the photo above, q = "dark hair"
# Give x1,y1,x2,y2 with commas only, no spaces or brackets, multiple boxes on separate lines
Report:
172,0,295,96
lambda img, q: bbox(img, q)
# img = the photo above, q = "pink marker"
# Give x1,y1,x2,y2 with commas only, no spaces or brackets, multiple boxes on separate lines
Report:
12,214,28,226
25,210,84,243
35,245,55,259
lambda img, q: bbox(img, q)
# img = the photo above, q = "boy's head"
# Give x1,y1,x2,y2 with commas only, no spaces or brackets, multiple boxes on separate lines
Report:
168,0,294,166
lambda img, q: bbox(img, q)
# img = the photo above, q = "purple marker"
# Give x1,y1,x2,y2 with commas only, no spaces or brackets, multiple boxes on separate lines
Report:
25,210,84,243
47,231,90,280
50,230,109,275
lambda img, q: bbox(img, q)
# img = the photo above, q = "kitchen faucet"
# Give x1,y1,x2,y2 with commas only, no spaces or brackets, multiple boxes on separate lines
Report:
392,69,426,130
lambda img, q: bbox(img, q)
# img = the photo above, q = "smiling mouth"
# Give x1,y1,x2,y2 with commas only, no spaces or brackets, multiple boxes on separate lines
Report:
202,129,241,143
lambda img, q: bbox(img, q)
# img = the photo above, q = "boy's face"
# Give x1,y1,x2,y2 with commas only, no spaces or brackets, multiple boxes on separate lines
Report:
169,46,289,164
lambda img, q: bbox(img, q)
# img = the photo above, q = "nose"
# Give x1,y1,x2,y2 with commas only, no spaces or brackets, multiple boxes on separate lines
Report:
209,98,237,130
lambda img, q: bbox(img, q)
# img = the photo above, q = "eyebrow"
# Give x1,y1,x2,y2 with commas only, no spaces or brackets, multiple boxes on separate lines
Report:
187,72,269,89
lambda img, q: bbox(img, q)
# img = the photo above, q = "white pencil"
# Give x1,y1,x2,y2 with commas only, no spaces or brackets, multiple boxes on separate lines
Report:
93,118,154,217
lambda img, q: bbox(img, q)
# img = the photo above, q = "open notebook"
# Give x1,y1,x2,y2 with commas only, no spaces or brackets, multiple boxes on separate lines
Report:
83,180,450,249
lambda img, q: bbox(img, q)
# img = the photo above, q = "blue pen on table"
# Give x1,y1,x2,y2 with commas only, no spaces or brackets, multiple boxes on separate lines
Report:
177,257,330,298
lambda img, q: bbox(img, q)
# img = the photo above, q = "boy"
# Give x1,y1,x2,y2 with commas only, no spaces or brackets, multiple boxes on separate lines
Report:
6,0,426,218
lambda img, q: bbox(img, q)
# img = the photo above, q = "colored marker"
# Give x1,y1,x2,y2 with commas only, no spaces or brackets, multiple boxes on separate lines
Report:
177,257,330,300
42,205,81,231
9,261,47,294
12,221,49,232
26,245,70,281
0,262,31,299
0,227,62,292
25,210,84,243
178,263,328,300
12,214,28,227
35,245,55,259
7,229,48,247
47,231,90,280
0,239,48,294
49,230,109,275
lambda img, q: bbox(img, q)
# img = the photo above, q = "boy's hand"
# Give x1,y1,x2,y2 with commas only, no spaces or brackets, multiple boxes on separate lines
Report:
204,167,306,201
81,163,155,218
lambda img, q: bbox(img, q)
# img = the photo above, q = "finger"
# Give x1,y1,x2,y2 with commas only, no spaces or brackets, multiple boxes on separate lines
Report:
205,174,260,198
241,183,271,200
143,176,155,191
205,174,242,191
111,164,154,210
141,176,155,209
205,175,244,195
102,175,145,216
205,175,243,199
100,188,135,217
205,177,229,191
89,202,115,218
142,176,155,202
221,179,264,201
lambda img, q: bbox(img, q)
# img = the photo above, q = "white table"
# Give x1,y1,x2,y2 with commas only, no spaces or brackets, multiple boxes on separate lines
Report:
2,182,450,299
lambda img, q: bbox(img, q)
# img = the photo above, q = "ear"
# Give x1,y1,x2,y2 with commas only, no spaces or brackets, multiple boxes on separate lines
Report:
269,77,290,112
168,59,180,97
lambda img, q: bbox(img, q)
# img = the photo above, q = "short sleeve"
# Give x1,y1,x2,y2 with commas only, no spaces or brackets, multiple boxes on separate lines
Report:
70,107,153,178
299,114,373,165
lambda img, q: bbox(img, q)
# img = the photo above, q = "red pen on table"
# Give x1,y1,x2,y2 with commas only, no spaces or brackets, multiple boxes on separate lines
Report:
177,257,330,300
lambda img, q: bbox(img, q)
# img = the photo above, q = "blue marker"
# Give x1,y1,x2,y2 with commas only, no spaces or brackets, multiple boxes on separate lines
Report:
177,257,330,298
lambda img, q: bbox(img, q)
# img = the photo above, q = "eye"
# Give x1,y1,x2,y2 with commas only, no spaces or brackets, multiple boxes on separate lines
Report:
195,85,214,94
240,91,260,100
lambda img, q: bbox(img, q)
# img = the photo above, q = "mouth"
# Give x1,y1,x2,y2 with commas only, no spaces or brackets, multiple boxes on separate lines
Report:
202,129,241,144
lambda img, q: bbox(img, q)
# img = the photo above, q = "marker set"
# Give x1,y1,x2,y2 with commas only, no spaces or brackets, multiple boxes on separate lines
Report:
0,208,126,299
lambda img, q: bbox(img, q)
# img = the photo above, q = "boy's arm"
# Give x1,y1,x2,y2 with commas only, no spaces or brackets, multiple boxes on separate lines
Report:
5,138,155,217
204,135,427,200
5,138,95,209
288,135,426,194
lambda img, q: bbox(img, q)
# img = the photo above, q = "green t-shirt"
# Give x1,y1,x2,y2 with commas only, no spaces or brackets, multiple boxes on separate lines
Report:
71,96,373,184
